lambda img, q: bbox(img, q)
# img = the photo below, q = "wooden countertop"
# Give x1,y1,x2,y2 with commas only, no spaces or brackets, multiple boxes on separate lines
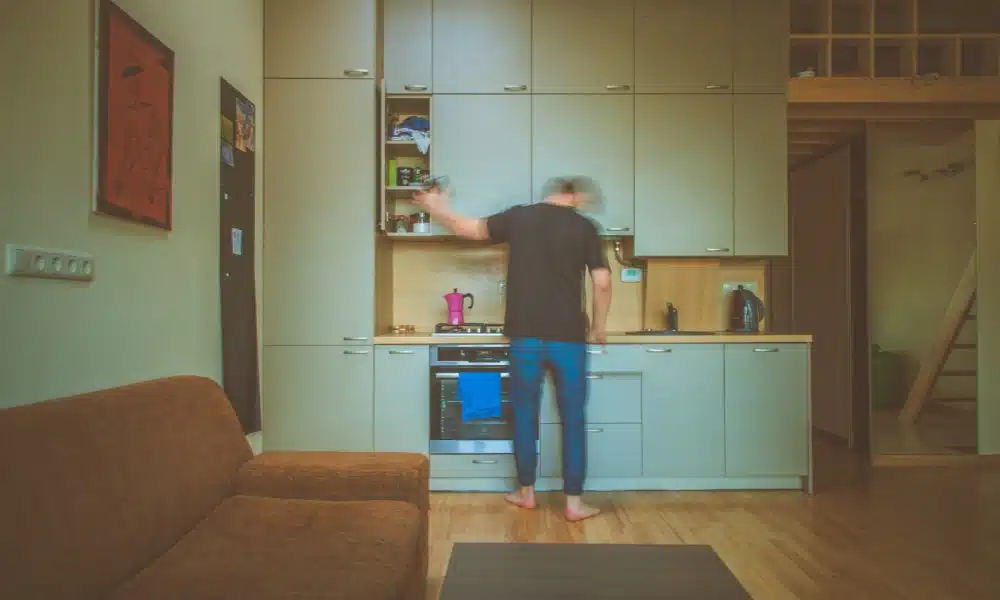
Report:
373,332,813,345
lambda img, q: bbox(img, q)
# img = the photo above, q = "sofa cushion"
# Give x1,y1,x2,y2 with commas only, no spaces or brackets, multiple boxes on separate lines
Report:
0,376,253,600
108,495,421,600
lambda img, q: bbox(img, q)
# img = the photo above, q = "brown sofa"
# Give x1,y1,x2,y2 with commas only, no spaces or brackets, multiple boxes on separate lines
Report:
0,376,428,600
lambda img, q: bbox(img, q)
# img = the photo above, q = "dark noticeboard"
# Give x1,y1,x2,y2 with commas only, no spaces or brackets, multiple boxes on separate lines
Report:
219,78,260,435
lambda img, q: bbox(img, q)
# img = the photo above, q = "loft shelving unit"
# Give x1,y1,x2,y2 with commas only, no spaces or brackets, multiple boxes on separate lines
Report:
788,0,1000,102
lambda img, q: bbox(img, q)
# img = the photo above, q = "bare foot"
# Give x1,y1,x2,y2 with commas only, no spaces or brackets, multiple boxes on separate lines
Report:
565,497,600,522
504,487,536,509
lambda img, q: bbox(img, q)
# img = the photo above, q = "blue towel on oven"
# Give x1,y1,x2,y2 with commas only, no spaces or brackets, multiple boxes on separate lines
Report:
458,372,502,422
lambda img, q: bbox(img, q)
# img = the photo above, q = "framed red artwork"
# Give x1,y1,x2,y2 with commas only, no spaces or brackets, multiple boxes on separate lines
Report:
95,0,175,230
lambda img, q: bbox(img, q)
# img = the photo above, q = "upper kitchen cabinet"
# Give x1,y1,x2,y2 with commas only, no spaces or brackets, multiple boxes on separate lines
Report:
532,95,635,235
264,79,375,345
383,0,432,93
734,94,788,256
264,0,376,79
432,94,532,225
634,0,734,94
532,0,634,93
432,0,532,94
733,0,790,93
634,94,734,257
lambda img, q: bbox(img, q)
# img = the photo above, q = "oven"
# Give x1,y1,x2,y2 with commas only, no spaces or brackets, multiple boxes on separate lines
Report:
429,344,520,454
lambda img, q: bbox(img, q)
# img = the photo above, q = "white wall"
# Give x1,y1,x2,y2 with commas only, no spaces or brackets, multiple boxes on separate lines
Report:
0,0,264,436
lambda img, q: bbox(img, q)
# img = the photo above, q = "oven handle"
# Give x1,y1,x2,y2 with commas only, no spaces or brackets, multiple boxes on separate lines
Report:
434,373,510,379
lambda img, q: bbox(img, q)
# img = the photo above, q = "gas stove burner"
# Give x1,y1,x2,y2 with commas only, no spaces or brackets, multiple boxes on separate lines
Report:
432,322,505,336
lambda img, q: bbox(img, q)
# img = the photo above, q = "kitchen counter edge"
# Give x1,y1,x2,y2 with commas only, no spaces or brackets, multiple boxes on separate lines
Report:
373,333,813,345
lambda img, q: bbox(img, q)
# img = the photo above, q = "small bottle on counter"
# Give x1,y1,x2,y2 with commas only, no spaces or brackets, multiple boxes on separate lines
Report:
665,302,679,331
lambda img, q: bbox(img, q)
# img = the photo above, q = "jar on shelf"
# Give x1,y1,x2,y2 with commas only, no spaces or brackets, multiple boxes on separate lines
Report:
412,212,431,234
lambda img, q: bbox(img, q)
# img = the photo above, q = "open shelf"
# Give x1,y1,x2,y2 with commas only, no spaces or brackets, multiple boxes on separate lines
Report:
790,0,1000,83
791,39,830,76
960,38,1000,76
832,0,871,34
831,39,871,76
917,39,958,75
380,89,434,235
791,0,831,34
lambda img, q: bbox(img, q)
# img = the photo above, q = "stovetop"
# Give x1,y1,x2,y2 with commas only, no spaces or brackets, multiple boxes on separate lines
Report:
432,322,505,336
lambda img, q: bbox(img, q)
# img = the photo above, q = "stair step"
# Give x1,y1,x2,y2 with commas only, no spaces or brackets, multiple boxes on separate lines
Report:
940,369,977,376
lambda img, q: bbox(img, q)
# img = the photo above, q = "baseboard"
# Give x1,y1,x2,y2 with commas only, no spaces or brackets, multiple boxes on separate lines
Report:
872,453,1000,467
430,476,807,493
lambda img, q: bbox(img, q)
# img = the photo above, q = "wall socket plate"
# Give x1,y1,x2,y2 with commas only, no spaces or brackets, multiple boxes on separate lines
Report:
5,244,95,282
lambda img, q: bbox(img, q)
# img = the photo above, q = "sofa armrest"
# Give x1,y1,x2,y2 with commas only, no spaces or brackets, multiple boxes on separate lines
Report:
234,451,428,510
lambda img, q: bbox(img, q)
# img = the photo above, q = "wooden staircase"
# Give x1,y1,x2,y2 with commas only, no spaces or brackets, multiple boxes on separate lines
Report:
898,252,978,423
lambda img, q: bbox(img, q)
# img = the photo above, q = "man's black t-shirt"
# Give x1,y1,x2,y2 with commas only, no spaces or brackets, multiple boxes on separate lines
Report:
485,202,609,342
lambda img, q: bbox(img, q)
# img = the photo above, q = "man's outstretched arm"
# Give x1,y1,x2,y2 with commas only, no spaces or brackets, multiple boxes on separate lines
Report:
412,189,489,240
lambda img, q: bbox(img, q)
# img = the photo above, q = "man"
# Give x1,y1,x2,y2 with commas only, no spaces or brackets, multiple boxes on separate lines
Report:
413,177,612,522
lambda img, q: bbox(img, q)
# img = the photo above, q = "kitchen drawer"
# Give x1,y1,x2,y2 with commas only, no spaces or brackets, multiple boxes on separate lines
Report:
585,344,644,372
430,454,516,478
541,373,641,424
539,423,642,479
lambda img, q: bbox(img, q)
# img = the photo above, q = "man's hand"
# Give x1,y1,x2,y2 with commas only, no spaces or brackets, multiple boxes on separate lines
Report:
412,187,448,213
590,325,607,345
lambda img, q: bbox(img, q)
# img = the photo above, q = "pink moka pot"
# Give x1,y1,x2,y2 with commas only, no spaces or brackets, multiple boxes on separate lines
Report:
443,288,475,325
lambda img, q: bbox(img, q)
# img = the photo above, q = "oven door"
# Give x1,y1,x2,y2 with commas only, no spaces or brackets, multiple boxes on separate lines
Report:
429,366,515,454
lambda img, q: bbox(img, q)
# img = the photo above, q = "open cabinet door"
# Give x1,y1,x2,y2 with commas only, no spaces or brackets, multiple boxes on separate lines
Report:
377,78,387,232
976,121,1000,455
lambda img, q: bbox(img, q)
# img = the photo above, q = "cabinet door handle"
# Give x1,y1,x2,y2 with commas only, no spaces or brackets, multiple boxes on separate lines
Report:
343,68,369,77
343,350,370,355
645,348,672,353
605,227,631,232
472,459,498,465
586,427,605,433
605,84,631,91
586,348,606,355
704,83,730,90
343,336,369,342
753,347,779,353
404,84,427,91
705,248,731,253
585,374,603,380
503,84,527,92
389,350,415,355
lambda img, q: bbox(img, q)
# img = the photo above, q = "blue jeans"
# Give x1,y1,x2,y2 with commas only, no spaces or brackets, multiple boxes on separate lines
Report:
509,338,587,495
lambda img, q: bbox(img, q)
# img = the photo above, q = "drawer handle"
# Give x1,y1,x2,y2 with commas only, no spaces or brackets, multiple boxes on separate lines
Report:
503,84,527,92
705,247,731,253
605,227,631,232
472,459,498,465
586,427,605,433
343,336,369,342
704,83,730,90
586,349,606,355
344,68,369,77
585,374,603,380
753,348,779,353
605,84,631,91
404,84,427,91
343,350,370,355
389,350,415,355
645,348,672,353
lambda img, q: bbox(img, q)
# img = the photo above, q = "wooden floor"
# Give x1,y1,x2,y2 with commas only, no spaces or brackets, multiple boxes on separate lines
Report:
872,404,978,456
428,442,1000,600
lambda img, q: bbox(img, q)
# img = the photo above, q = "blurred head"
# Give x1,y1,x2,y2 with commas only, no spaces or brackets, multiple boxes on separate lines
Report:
542,176,600,209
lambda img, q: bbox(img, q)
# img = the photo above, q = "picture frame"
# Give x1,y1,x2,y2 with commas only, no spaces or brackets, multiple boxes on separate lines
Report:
94,0,175,230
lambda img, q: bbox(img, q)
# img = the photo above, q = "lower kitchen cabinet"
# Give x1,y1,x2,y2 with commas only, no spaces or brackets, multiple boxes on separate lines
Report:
262,346,374,452
431,454,517,478
374,346,429,453
539,423,643,479
641,344,726,477
541,372,641,424
724,344,809,476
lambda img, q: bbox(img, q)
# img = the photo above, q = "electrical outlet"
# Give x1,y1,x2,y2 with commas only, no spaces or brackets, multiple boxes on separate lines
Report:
5,244,94,282
498,280,506,295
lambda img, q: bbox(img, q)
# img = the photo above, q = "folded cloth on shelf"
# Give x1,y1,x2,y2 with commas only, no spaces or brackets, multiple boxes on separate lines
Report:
458,372,502,422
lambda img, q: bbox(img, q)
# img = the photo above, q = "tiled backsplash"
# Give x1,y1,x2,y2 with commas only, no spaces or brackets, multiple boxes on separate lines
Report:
389,241,768,332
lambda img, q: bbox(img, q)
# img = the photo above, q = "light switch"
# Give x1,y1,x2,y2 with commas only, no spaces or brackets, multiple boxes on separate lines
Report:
5,244,94,282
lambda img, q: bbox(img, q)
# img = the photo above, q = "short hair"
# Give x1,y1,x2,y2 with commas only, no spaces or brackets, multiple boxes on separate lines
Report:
542,175,604,212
